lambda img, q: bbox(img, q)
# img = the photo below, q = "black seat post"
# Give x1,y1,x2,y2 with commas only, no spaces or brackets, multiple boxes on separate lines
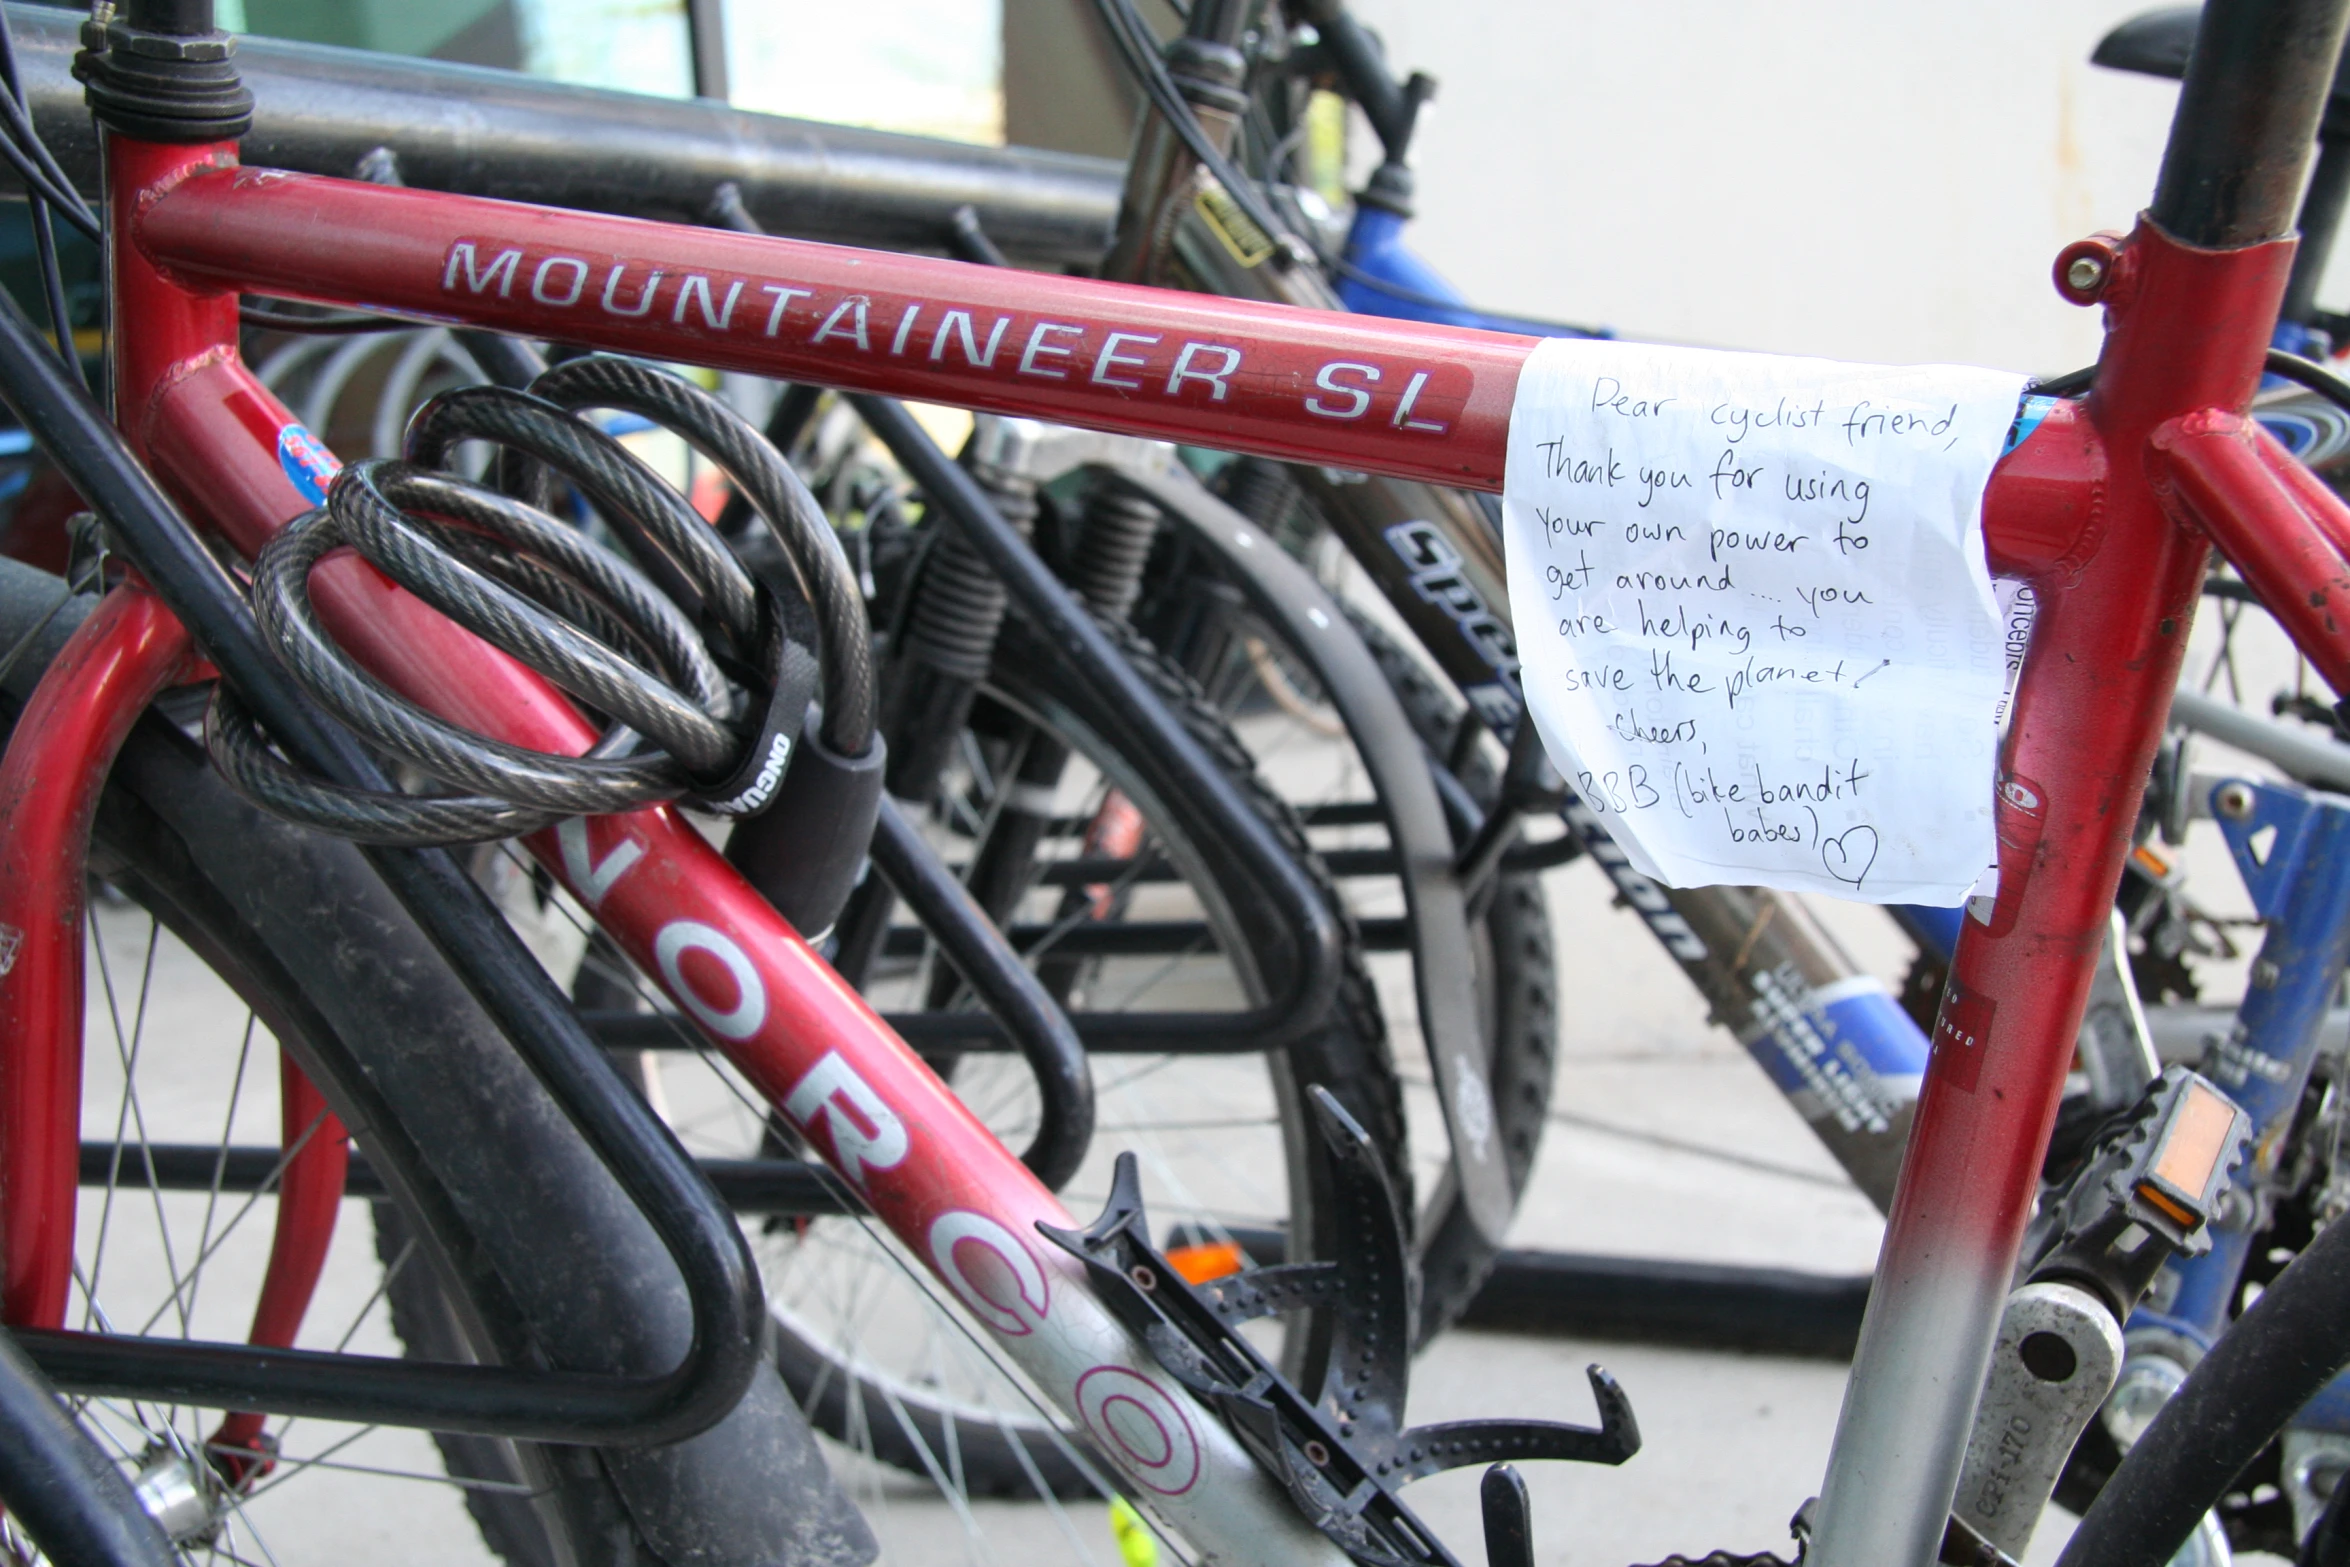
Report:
2281,78,2350,330
2150,0,2350,250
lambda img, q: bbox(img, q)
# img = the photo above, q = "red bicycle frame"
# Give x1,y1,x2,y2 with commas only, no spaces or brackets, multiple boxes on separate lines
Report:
5,78,2346,1566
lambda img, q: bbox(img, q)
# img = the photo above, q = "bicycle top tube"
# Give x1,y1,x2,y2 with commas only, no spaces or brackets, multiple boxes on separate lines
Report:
135,166,1533,491
134,161,2176,603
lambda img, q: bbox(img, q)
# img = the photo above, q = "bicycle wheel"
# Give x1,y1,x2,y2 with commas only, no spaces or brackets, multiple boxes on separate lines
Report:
1341,612,1559,1342
31,733,616,1559
0,563,847,1567
1133,499,1559,1344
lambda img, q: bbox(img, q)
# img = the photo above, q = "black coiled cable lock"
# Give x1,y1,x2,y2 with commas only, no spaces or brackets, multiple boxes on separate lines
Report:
207,356,883,916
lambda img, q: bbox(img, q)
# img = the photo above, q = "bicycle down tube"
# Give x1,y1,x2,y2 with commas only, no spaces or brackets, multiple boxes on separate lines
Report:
44,14,2350,1561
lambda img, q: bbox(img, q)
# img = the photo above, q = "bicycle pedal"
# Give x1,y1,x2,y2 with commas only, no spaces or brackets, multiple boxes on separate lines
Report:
1041,1088,1638,1567
2025,1065,2252,1313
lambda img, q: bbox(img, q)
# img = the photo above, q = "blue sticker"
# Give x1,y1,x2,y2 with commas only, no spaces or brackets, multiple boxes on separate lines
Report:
277,422,341,506
2002,394,2059,456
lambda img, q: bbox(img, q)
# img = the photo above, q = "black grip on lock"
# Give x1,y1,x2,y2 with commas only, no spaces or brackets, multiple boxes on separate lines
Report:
724,707,886,940
688,616,818,818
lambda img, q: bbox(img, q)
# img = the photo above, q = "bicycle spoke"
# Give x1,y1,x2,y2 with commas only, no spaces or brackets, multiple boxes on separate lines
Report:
1096,938,1217,1012
239,1432,536,1502
86,916,188,1336
261,1233,420,1468
183,1013,262,1332
131,1108,333,1339
197,1443,289,1567
878,1377,1003,1567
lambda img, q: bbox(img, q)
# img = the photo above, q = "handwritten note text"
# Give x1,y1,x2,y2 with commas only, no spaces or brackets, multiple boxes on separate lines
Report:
1501,340,2024,903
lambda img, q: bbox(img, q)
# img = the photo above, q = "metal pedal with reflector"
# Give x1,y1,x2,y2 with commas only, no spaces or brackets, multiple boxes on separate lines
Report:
1947,1067,2252,1562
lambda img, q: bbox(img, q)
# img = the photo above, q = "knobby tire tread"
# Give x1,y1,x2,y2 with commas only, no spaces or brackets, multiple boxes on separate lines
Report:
1349,611,1560,1345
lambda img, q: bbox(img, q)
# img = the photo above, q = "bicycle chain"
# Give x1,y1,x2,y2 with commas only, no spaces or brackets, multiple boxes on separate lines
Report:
1629,1552,1798,1567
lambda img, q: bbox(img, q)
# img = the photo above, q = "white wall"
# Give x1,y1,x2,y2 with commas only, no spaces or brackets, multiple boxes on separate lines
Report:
1343,2,2334,374
730,1,1003,144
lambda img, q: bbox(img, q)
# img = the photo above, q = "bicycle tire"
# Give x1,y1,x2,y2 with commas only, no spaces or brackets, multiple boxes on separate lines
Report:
759,608,1411,1499
1346,613,1559,1344
0,563,861,1567
1134,468,1557,1345
69,741,637,1562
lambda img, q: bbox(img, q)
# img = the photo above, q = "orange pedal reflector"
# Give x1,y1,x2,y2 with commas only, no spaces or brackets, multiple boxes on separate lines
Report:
2145,1075,2245,1223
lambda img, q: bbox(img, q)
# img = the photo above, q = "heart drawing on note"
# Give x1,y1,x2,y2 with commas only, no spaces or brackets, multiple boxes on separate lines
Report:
1822,826,1879,888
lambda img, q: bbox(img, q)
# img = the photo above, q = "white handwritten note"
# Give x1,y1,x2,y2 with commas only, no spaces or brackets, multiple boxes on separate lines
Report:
1501,339,2026,904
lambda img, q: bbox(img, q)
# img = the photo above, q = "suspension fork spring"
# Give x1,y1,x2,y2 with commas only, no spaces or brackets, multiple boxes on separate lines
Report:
884,463,1038,799
1224,457,1300,536
1071,487,1162,623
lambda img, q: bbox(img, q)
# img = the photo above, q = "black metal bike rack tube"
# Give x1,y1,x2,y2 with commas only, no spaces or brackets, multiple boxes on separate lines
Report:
1105,461,1518,1240
0,1329,176,1567
591,1002,1290,1055
850,393,1346,1050
83,1142,864,1218
0,281,764,1444
869,794,1095,1189
0,3,1121,266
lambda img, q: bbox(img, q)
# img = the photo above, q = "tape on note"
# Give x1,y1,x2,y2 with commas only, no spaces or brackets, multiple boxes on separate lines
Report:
1501,339,2026,904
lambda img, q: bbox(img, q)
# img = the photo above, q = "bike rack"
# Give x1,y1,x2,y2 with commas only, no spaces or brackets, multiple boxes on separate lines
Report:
81,1142,864,1218
0,1328,174,1567
852,394,1355,1059
0,7,1123,268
